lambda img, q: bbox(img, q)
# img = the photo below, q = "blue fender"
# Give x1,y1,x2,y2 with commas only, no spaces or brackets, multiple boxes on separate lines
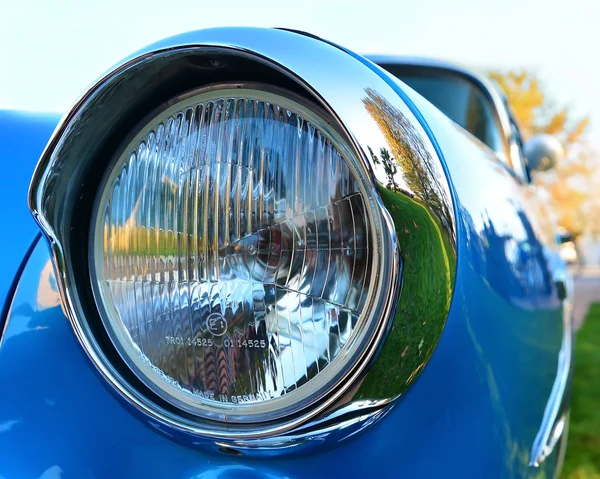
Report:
1,141,563,479
0,35,568,477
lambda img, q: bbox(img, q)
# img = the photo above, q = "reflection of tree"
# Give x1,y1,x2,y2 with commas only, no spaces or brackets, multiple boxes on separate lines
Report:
490,70,595,238
362,89,453,232
368,146,398,191
355,89,458,399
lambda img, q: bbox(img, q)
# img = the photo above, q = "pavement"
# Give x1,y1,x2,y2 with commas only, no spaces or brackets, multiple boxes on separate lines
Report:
572,265,600,330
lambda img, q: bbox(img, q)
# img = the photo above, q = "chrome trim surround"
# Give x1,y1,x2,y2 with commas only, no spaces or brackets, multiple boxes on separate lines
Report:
365,55,513,145
29,27,456,448
365,55,531,180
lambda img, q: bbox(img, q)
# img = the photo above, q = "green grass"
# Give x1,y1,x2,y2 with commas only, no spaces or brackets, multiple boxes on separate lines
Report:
562,303,600,479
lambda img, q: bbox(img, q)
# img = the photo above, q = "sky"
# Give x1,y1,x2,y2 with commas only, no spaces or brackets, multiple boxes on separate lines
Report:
1,0,598,150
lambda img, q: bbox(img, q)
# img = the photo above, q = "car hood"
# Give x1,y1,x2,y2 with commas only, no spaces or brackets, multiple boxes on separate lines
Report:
0,110,61,316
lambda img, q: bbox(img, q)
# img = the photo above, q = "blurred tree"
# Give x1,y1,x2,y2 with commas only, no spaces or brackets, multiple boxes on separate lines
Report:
489,70,597,237
489,70,589,146
542,149,597,235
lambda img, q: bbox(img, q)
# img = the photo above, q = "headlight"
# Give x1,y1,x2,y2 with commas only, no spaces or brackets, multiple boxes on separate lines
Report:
30,27,456,445
90,84,387,423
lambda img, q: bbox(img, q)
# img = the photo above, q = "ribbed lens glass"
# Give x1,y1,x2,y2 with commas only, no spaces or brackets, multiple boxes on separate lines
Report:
91,85,382,422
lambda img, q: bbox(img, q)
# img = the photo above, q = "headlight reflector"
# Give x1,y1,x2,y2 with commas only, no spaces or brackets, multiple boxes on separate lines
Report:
90,85,386,423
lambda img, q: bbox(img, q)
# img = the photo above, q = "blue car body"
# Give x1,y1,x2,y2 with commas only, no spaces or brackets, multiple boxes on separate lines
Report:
0,28,572,478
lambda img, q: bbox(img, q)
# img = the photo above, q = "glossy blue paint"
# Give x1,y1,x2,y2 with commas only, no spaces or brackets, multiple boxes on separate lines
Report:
0,110,60,322
1,125,563,478
0,35,568,477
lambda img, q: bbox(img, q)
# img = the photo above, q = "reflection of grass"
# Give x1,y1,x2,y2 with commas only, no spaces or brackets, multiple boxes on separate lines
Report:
561,303,600,479
106,226,180,256
356,186,456,398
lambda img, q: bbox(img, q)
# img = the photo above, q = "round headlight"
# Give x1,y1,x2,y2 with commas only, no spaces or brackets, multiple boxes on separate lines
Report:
90,84,389,423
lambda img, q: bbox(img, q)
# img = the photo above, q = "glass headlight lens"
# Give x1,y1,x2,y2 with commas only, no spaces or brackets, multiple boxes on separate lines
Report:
91,85,386,423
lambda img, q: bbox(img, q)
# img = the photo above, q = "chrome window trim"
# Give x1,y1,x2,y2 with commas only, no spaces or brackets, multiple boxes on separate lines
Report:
29,27,456,449
366,55,532,181
365,55,513,140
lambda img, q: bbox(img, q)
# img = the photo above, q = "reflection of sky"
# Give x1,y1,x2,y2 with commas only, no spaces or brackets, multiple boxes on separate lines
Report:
0,419,21,433
36,261,61,310
189,465,290,479
1,259,57,344
1,0,597,150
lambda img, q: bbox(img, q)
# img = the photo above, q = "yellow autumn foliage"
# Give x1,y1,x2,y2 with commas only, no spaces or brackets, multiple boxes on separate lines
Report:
489,70,597,236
